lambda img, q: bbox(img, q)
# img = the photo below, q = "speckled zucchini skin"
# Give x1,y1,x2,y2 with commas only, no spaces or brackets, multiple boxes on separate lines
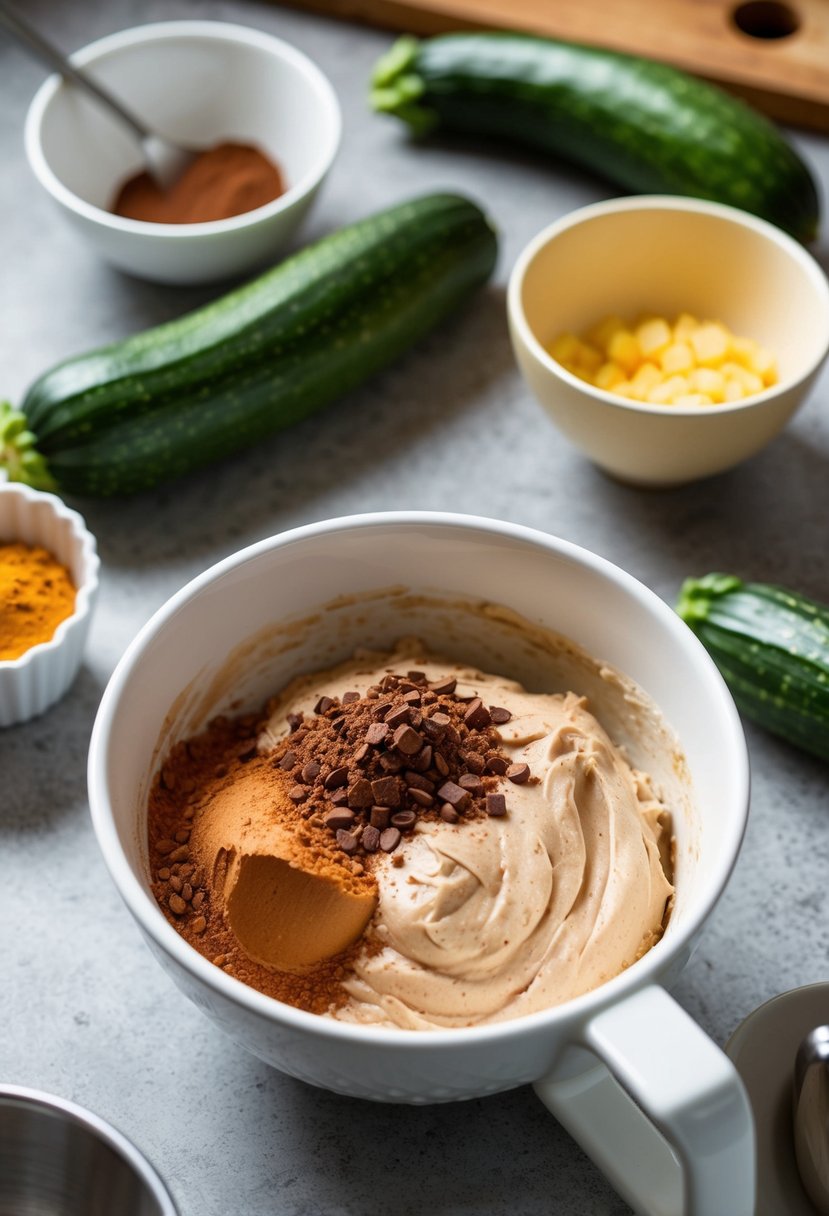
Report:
371,34,819,242
677,574,829,760
21,193,497,496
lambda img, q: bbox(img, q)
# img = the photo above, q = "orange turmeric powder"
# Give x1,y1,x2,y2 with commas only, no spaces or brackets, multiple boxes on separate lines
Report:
0,542,76,661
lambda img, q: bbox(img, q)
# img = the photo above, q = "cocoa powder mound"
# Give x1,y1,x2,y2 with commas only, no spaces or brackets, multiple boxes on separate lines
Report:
147,667,532,1015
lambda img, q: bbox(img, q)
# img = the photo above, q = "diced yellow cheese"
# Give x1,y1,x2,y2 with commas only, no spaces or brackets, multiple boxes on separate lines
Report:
723,378,746,402
635,317,672,358
630,361,663,393
689,322,730,367
731,337,778,385
647,375,689,404
607,330,641,376
672,313,699,342
594,361,626,390
673,392,714,407
660,342,694,375
689,368,726,402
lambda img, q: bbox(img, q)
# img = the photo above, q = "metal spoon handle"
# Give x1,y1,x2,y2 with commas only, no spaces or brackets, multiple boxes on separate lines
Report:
0,0,149,142
794,1026,829,1216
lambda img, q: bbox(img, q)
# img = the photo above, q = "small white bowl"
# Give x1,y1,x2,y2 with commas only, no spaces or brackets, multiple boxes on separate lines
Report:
0,482,100,728
507,195,829,486
24,21,342,285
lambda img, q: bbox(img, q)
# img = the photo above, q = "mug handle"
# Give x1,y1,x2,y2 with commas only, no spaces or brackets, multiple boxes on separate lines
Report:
533,984,755,1216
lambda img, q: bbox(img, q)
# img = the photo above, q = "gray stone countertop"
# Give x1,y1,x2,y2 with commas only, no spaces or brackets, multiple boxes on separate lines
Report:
2,2,829,1213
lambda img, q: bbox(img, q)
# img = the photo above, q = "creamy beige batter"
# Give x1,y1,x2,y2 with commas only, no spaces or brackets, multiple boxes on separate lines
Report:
255,643,673,1030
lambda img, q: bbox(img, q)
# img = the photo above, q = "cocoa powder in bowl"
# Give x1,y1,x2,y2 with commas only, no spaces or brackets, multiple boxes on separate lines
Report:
112,141,285,225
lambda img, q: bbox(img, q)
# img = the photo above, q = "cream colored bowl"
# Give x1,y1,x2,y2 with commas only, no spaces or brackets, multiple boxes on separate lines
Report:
507,196,829,486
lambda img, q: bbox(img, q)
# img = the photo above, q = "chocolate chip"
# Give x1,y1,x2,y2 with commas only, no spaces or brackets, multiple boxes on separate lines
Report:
437,781,470,810
440,804,460,823
507,763,530,784
348,778,374,809
314,695,335,715
288,785,308,802
429,677,457,695
434,752,449,777
324,808,355,831
371,776,402,808
385,705,411,729
362,825,381,853
485,755,509,776
370,806,391,830
380,674,399,691
490,706,512,725
486,793,507,818
287,713,303,732
330,788,350,807
366,685,381,699
374,700,393,720
279,750,297,770
423,691,438,704
408,788,434,808
413,744,433,772
379,827,402,853
391,810,417,830
464,698,492,730
342,691,360,704
393,724,423,756
402,690,421,706
365,722,389,746
463,751,485,775
379,752,403,772
429,712,451,729
407,671,427,684
324,766,349,790
404,770,435,792
301,760,321,784
336,829,359,855
354,743,370,763
458,773,483,794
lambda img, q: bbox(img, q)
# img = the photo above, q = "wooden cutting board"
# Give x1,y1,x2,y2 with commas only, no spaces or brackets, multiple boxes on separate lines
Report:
279,0,829,130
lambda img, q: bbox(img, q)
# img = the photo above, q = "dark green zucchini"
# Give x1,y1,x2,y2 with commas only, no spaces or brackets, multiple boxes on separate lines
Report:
371,34,820,242
0,193,497,497
677,573,829,760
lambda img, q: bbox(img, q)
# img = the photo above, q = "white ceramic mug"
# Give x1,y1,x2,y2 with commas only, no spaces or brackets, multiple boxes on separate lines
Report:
88,513,754,1215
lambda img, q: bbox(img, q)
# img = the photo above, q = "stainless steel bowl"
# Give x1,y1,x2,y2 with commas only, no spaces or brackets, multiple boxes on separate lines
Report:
0,1085,178,1216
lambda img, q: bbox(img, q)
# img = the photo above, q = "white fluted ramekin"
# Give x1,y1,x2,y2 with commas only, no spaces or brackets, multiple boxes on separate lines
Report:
0,481,100,727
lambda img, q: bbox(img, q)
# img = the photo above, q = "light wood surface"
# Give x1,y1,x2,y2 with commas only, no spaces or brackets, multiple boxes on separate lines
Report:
280,0,829,130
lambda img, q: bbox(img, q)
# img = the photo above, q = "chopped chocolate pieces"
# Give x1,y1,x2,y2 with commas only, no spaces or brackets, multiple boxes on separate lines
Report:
486,793,507,818
392,724,423,755
324,808,355,831
379,827,401,853
266,662,528,862
347,778,374,809
336,828,359,855
385,705,411,729
463,698,492,730
371,776,402,808
370,806,391,830
362,825,381,853
324,765,349,790
437,781,470,811
507,763,530,784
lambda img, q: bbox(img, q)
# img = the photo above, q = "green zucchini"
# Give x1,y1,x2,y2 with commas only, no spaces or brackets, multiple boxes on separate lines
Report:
677,573,829,761
371,34,820,242
0,193,497,497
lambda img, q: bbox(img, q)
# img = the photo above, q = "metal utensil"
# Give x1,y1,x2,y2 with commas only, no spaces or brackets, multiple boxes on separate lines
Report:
0,0,197,189
0,1085,179,1215
794,1025,829,1215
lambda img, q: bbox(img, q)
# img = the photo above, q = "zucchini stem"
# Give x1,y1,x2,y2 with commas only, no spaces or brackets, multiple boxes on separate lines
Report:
0,401,57,492
370,37,437,135
676,574,743,625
